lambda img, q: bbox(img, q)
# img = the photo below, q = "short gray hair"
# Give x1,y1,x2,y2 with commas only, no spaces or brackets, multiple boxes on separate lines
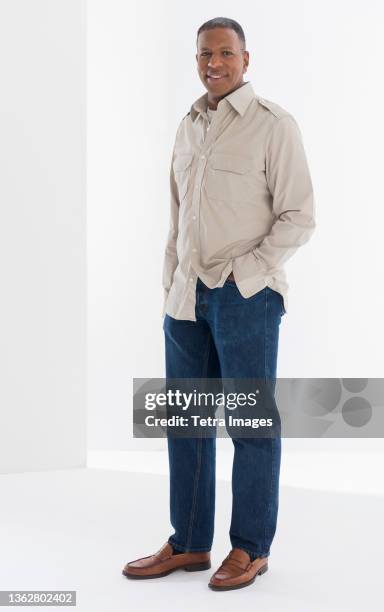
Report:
196,17,246,48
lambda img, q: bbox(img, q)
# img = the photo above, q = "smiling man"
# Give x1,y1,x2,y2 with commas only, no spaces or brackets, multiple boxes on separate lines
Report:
201,26,249,100
123,17,315,591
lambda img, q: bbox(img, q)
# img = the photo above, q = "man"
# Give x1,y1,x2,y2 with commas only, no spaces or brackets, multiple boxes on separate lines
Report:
123,17,315,591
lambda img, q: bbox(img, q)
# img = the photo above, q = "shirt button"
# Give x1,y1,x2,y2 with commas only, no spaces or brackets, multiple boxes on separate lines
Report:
207,126,210,131
192,215,196,220
189,277,194,282
201,155,205,159
192,248,197,252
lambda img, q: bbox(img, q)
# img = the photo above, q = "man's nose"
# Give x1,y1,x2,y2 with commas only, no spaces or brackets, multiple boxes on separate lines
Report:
208,54,224,68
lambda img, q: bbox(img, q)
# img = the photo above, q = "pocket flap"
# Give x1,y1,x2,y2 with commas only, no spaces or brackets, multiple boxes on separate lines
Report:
173,154,193,172
208,154,255,174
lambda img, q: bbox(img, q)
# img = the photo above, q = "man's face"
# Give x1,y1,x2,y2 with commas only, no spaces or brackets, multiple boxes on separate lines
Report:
196,27,249,98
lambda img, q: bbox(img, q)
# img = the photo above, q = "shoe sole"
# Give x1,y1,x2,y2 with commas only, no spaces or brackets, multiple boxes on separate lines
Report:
123,560,211,579
208,563,268,591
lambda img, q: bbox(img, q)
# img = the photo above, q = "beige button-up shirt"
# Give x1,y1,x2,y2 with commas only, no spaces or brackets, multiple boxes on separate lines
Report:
162,81,315,321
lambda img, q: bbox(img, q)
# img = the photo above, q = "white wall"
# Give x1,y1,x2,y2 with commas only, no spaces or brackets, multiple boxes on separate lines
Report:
87,0,384,451
0,0,86,472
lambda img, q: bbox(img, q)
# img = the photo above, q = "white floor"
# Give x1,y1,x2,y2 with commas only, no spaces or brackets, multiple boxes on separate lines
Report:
1,449,383,611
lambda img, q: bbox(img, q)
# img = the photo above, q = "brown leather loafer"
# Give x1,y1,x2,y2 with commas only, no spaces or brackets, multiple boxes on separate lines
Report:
208,548,268,591
122,542,211,579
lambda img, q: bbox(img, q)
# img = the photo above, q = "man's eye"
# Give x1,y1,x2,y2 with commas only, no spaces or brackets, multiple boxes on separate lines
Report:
200,50,233,57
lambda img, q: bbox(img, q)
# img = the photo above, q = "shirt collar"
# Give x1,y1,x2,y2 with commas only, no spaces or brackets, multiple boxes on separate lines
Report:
190,81,255,122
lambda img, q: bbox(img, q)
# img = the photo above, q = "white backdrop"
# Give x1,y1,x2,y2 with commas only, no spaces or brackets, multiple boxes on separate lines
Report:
0,0,86,473
87,0,384,451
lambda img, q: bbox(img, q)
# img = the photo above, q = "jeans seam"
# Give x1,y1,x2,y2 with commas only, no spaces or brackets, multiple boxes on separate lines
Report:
185,332,211,551
263,288,272,550
263,440,275,552
185,437,203,551
264,286,268,382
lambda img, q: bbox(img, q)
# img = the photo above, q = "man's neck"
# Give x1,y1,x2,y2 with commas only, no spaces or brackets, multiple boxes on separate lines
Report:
207,80,246,110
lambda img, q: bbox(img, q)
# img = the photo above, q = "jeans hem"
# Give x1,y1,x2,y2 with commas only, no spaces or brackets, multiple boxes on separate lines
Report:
230,543,270,559
168,537,211,553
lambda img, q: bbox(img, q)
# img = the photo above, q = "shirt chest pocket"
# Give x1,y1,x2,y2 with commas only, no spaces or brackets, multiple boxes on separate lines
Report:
204,154,264,203
173,154,194,202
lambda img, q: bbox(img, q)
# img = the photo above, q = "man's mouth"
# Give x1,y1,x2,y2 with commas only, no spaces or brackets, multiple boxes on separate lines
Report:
207,74,227,81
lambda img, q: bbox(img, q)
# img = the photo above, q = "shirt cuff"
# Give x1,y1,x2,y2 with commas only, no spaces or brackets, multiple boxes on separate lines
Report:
162,288,169,318
232,250,268,296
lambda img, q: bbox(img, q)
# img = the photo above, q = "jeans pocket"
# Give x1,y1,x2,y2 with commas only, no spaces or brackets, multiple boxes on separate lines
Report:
266,287,286,316
279,294,287,316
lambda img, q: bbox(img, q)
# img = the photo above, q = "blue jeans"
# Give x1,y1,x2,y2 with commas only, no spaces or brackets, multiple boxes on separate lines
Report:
163,277,285,558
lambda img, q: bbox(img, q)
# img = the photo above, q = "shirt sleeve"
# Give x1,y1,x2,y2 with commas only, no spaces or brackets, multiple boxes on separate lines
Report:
233,114,316,284
161,142,180,317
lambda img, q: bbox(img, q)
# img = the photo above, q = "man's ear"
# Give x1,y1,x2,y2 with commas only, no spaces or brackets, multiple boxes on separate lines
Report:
243,51,250,72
